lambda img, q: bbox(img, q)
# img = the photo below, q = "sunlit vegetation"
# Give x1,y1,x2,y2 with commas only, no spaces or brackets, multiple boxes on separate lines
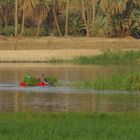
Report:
46,50,140,65
0,112,140,140
77,72,140,91
73,50,140,65
0,0,139,38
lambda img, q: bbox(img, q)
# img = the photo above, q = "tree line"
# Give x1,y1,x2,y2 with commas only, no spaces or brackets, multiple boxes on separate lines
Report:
0,0,140,38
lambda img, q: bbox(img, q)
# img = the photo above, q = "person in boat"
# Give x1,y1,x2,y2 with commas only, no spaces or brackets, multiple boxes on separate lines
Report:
38,74,46,82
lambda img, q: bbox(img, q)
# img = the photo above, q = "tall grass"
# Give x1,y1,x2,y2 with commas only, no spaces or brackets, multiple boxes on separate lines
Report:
14,51,139,65
77,72,140,91
73,50,140,65
47,58,66,64
0,112,140,140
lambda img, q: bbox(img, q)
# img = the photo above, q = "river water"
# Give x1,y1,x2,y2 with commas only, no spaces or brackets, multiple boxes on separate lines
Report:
0,63,139,112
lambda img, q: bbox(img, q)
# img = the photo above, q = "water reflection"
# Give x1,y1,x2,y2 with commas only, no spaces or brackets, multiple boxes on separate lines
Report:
0,63,130,83
0,90,140,112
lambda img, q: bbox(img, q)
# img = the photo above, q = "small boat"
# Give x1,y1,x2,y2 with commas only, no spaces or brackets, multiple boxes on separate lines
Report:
19,82,49,87
36,82,49,87
19,74,57,87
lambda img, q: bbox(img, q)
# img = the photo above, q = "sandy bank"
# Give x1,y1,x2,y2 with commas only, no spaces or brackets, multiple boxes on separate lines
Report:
0,49,102,62
0,37,139,62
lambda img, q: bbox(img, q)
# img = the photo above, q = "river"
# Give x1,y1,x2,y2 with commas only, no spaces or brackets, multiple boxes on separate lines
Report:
0,63,139,112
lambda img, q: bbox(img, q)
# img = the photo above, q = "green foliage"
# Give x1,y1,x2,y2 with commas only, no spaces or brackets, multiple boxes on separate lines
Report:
44,51,140,65
131,9,140,38
68,11,84,36
24,27,47,36
0,0,140,38
45,76,58,86
91,16,110,37
77,72,140,91
0,26,15,36
0,112,140,140
73,50,140,65
22,74,58,86
23,74,39,86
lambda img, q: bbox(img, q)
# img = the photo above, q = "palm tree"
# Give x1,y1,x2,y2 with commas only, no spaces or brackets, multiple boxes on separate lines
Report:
99,0,129,37
126,0,140,22
100,0,127,16
65,0,69,36
31,1,48,36
81,0,90,36
20,0,25,34
15,0,18,36
92,0,96,24
20,0,39,35
52,0,62,37
0,0,14,31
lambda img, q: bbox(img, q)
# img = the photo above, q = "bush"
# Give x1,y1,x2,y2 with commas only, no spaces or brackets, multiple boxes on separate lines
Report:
45,76,58,86
0,26,15,36
23,75,39,86
24,27,47,36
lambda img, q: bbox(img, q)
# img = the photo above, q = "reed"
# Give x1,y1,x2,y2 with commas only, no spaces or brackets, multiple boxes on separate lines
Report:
77,72,140,91
73,50,140,65
47,58,65,64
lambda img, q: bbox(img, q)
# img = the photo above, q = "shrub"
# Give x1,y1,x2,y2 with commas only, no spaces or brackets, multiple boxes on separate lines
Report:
23,75,39,86
45,76,58,86
0,26,15,36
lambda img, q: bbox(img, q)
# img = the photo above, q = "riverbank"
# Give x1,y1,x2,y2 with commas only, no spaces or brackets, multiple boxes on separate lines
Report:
0,37,140,50
0,112,140,140
0,37,139,62
0,49,102,62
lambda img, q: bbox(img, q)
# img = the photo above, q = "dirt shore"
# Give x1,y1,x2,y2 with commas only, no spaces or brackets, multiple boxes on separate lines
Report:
0,49,102,62
0,37,139,62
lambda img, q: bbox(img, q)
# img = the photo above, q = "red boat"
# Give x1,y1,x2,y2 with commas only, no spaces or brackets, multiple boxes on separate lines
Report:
36,82,49,87
19,82,49,87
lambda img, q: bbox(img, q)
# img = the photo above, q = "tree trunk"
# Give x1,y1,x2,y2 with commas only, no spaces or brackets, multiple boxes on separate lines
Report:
52,0,62,37
127,2,134,36
65,0,69,36
86,0,91,28
4,6,8,31
21,0,25,35
81,0,90,37
36,21,41,37
123,0,134,36
92,0,96,24
15,0,18,37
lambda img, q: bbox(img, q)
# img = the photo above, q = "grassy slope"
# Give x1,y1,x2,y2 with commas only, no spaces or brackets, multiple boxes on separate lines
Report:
0,112,140,140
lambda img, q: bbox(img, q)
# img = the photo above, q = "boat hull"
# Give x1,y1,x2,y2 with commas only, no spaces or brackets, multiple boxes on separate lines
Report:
19,82,48,87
